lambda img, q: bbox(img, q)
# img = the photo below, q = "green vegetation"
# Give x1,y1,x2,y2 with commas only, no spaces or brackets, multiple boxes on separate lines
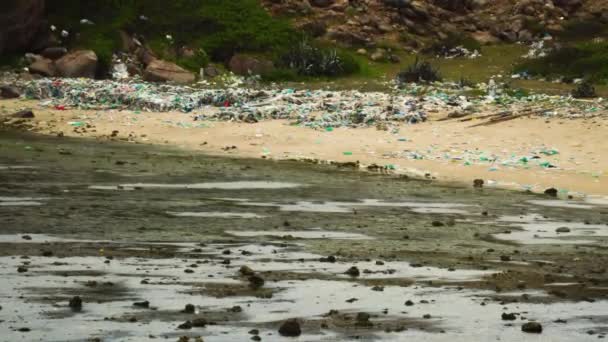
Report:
516,41,608,83
396,58,442,84
47,0,298,71
277,41,359,77
571,79,597,98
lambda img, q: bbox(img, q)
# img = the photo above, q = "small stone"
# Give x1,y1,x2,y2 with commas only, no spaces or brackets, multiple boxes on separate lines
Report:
184,269,194,274
320,255,337,263
431,220,445,227
17,266,28,273
0,85,21,99
192,318,207,327
376,260,385,265
279,319,301,337
555,227,571,233
183,304,196,314
229,306,242,313
345,266,360,277
251,336,261,341
473,179,484,188
239,266,255,276
248,275,265,289
133,301,150,308
17,327,30,332
502,313,517,320
11,110,35,119
371,286,384,291
423,314,432,319
69,296,83,311
500,255,511,262
405,300,414,306
544,188,558,197
41,250,53,257
177,321,193,330
248,329,260,335
521,322,543,333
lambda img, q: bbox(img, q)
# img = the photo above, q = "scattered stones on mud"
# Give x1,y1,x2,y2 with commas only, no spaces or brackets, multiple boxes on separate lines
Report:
279,318,302,337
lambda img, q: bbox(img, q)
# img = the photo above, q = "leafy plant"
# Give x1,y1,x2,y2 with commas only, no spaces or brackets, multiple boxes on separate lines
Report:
397,58,441,84
278,41,359,77
571,79,597,98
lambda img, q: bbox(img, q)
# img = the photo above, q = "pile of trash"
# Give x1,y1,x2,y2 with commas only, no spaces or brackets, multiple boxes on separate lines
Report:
21,76,606,128
23,78,432,127
439,46,482,59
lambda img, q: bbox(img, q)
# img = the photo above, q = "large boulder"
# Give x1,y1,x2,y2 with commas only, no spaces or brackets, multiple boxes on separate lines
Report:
144,59,196,84
0,0,45,54
228,54,274,76
55,50,98,78
28,55,56,77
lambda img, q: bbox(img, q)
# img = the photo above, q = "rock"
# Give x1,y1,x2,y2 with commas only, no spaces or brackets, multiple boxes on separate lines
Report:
300,21,327,38
10,110,34,119
357,48,368,55
0,0,45,55
192,318,207,327
423,314,432,319
248,275,265,289
522,322,543,333
555,227,571,233
55,50,98,78
278,319,302,337
370,49,386,61
17,266,28,273
0,85,20,99
203,65,220,78
41,47,68,60
502,312,517,320
177,321,192,330
133,301,150,308
319,255,337,263
432,220,445,227
310,0,334,7
183,304,196,314
29,56,57,77
144,59,196,84
239,266,255,276
500,255,511,262
229,306,243,313
69,296,83,311
544,188,558,197
473,179,484,188
405,300,414,306
228,54,274,76
249,329,260,335
355,312,373,327
345,266,360,277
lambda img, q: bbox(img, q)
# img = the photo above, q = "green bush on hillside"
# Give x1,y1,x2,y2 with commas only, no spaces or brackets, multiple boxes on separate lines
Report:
278,41,359,77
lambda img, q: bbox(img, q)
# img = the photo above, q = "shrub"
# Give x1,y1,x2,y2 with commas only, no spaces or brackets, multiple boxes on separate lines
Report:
278,41,359,77
397,58,441,83
571,79,597,98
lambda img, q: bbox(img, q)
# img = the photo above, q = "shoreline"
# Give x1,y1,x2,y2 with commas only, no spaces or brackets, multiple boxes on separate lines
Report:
2,98,607,197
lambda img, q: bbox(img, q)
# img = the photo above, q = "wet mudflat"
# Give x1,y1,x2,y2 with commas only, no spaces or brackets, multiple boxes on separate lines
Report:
0,130,607,342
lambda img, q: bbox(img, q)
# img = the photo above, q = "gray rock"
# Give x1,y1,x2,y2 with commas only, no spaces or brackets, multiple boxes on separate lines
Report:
279,319,302,337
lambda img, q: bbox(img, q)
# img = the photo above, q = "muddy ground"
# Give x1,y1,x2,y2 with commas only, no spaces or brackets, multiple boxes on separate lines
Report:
0,129,607,341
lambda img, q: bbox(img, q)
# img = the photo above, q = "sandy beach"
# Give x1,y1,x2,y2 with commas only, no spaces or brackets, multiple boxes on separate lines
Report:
2,98,607,197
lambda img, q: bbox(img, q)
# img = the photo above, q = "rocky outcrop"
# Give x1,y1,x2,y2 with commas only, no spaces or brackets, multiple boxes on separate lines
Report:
228,54,274,76
28,55,56,77
55,50,98,78
143,59,196,84
0,0,46,54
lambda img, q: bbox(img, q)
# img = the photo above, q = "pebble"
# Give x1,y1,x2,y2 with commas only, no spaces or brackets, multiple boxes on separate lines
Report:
279,319,302,337
521,322,543,333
